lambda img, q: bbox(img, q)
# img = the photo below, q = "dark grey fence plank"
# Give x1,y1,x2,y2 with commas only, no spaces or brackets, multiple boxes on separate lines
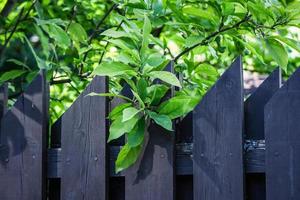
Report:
244,68,281,200
0,71,48,200
193,57,244,200
54,76,108,200
0,84,8,120
125,123,174,200
125,62,175,200
245,68,281,140
265,68,300,200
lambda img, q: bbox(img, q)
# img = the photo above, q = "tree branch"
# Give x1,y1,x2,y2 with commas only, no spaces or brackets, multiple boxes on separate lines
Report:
79,3,118,74
173,13,251,62
0,0,36,57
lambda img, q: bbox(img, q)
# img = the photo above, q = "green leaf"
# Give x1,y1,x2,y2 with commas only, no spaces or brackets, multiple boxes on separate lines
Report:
108,115,140,142
108,39,139,60
182,6,219,25
7,59,31,71
24,37,46,69
0,0,8,13
68,22,88,43
145,53,165,67
131,90,145,108
122,107,141,122
184,35,204,48
148,71,181,88
127,118,145,147
87,92,133,102
146,84,169,105
271,36,300,53
266,38,288,72
109,103,132,120
194,63,219,77
93,62,135,77
115,143,142,173
35,18,66,26
101,29,132,38
143,15,152,37
233,36,265,64
158,95,200,119
42,24,71,49
0,70,26,82
147,111,173,131
141,15,152,60
35,24,50,59
137,78,148,101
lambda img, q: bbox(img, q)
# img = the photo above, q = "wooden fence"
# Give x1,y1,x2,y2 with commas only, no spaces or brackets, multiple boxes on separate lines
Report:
0,57,299,200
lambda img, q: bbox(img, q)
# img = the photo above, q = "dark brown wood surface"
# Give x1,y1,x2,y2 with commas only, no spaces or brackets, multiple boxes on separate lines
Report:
54,76,108,200
193,57,244,200
0,71,48,200
265,68,300,200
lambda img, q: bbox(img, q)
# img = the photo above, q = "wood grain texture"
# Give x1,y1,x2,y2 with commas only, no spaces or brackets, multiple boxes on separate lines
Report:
0,84,8,121
125,62,175,200
55,76,108,200
48,143,265,178
245,68,281,140
245,68,281,200
193,57,244,200
0,71,48,200
265,68,300,200
125,123,174,200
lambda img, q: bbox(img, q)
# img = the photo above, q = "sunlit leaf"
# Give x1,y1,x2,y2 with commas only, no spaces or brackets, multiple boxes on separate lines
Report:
115,143,142,173
108,115,140,142
93,62,135,77
266,38,288,72
122,107,141,122
147,111,173,131
148,71,181,88
68,22,88,43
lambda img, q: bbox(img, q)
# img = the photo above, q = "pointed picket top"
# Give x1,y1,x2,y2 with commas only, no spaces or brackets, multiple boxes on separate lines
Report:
0,70,48,200
193,56,244,200
195,56,243,107
265,67,300,114
245,68,281,140
246,68,281,103
51,76,108,200
283,66,300,91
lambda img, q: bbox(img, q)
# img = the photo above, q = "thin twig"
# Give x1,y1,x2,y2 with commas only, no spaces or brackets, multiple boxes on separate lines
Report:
88,3,118,43
0,0,37,57
98,20,124,64
174,13,251,62
79,3,118,74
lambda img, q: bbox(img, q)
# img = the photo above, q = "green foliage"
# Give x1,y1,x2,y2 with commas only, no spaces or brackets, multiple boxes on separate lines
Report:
266,38,289,71
115,143,142,173
1,0,300,172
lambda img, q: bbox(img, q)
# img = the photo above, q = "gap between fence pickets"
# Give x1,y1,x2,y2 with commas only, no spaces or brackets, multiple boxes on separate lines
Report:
47,140,265,178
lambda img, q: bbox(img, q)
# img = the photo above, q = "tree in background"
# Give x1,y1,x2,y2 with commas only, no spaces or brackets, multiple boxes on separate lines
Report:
1,0,300,172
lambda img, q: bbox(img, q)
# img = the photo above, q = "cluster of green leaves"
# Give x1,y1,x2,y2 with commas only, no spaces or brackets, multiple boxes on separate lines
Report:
1,0,300,172
90,15,201,172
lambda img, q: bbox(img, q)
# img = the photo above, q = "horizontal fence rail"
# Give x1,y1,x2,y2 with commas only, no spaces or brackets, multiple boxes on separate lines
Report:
47,141,266,178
